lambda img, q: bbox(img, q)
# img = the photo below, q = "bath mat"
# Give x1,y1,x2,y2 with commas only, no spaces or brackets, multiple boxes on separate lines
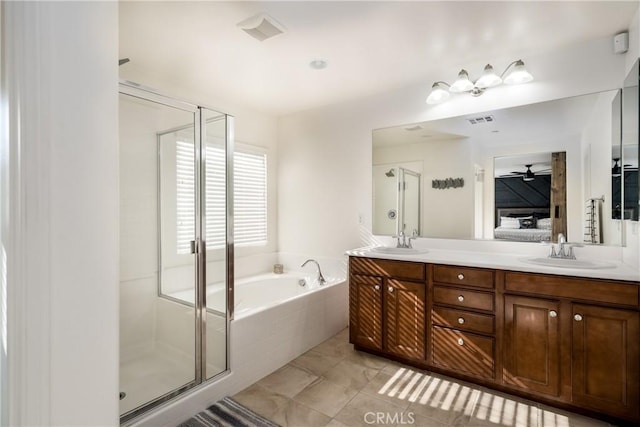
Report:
178,396,280,427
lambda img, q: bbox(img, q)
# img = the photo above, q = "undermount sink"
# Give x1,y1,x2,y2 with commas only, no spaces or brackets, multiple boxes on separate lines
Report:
370,246,428,255
522,257,616,270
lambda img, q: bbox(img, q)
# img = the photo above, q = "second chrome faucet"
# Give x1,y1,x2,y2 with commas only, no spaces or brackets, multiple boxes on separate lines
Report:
549,233,580,259
301,259,326,285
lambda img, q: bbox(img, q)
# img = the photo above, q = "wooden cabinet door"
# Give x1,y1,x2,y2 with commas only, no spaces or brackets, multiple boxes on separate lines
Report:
385,279,425,360
572,304,640,420
503,295,561,397
349,274,383,350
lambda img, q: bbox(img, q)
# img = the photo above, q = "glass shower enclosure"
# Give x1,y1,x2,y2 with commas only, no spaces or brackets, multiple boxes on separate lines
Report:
118,82,233,422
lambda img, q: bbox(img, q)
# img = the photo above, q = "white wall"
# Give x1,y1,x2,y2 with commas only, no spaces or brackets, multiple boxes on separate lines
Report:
278,35,630,259
2,2,119,426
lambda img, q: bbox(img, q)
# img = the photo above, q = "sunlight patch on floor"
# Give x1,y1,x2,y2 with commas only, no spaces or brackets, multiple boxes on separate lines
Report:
376,366,552,426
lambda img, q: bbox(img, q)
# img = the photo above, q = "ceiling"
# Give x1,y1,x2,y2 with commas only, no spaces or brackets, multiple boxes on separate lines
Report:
372,91,607,148
119,1,638,116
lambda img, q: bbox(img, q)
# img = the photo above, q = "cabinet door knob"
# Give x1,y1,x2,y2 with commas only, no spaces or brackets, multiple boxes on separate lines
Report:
457,295,465,302
457,274,465,280
457,317,465,324
374,285,380,291
388,286,394,293
457,338,464,346
574,314,583,322
549,310,557,318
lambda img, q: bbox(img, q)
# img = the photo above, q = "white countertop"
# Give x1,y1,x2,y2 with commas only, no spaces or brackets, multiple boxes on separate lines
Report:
346,246,640,282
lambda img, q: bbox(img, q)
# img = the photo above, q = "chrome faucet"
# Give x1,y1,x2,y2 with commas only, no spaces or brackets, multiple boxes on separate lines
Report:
394,229,418,249
301,259,326,285
549,233,576,259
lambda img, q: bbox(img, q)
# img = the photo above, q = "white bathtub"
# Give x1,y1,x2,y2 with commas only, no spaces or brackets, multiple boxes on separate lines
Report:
138,268,348,426
169,272,342,319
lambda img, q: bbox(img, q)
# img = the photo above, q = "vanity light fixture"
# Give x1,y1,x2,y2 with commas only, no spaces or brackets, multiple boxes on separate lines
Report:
426,59,533,104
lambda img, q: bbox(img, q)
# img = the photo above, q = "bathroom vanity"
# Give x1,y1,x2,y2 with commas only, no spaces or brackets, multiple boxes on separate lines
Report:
347,252,640,424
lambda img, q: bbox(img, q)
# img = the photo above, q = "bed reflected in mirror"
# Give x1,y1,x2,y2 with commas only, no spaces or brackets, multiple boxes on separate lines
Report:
494,153,553,242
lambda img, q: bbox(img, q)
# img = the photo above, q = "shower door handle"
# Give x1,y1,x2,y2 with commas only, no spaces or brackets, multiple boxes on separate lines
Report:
190,240,197,254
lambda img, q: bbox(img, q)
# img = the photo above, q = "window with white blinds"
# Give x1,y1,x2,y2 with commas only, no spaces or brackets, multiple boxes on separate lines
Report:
175,141,267,254
234,150,268,246
176,140,196,254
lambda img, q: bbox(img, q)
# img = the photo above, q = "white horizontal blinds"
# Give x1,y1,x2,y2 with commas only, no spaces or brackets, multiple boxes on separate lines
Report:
176,138,196,254
205,143,226,249
234,150,267,246
176,140,268,254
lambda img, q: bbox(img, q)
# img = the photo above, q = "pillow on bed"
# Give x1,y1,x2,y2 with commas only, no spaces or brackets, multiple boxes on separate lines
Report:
500,217,521,229
519,217,536,229
537,217,552,229
508,212,534,218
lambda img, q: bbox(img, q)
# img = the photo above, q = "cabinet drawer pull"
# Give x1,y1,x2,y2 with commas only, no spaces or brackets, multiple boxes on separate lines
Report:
374,285,380,291
457,273,464,280
388,286,394,293
549,310,557,318
574,314,583,322
457,317,465,324
457,295,465,302
457,338,464,346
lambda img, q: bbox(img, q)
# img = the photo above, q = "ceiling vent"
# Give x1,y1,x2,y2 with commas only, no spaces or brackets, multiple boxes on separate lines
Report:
237,13,286,42
467,115,495,125
404,125,423,131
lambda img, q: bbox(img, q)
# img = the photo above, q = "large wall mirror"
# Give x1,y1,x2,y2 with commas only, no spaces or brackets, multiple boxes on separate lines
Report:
620,59,639,223
373,89,633,245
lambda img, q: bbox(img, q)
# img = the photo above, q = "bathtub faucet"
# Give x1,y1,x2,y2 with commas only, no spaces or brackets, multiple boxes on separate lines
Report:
301,259,326,286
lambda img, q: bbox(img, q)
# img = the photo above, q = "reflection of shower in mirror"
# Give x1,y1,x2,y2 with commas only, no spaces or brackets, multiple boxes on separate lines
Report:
372,164,421,236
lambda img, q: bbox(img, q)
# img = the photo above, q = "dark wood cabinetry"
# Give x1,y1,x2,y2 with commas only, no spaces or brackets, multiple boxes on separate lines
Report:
503,295,561,397
385,279,425,359
349,274,383,350
571,304,639,420
430,264,497,381
349,258,425,360
349,256,640,424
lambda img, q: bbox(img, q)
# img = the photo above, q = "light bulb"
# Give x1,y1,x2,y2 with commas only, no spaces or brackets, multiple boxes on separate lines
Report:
476,64,502,89
426,82,450,104
504,60,533,85
449,69,475,93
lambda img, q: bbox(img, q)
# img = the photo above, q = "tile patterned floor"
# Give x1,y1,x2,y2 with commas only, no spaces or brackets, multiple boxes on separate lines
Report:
233,328,616,427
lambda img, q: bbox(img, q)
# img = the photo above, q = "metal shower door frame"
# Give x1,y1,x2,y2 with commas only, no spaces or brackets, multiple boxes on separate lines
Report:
118,81,234,424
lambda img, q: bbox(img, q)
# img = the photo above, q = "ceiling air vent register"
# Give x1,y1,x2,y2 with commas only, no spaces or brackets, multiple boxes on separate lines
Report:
237,13,286,42
467,115,495,125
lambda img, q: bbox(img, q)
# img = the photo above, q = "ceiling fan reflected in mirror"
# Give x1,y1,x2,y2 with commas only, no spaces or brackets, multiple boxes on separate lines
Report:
500,164,551,181
611,158,634,177
612,158,622,177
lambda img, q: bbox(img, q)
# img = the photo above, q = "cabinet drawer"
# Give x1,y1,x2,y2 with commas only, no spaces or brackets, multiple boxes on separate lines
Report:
432,306,494,335
432,326,495,380
433,265,494,289
505,272,639,307
433,285,494,312
350,257,425,281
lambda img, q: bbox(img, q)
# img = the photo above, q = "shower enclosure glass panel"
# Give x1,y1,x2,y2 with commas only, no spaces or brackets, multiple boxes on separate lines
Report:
202,111,230,380
119,93,198,418
119,85,231,421
372,165,422,236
